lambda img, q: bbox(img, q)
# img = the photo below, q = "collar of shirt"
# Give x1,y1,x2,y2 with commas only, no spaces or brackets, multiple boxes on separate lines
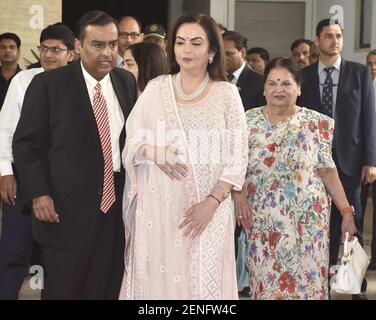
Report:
231,61,246,83
116,54,124,68
318,56,342,75
0,64,22,81
80,61,110,103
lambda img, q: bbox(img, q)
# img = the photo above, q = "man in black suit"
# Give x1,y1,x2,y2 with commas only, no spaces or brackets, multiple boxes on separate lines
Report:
223,31,265,111
12,11,137,299
223,31,264,297
299,18,376,298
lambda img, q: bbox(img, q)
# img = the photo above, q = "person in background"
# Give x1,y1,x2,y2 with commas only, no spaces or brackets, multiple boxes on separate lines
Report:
246,47,270,75
290,38,313,69
0,33,22,109
0,24,75,300
309,42,320,65
222,31,265,110
143,23,167,54
123,42,168,96
120,12,248,300
361,49,376,271
117,15,144,67
299,19,376,300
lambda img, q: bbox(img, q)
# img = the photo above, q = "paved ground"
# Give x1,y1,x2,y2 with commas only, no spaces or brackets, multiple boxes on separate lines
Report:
1,198,375,300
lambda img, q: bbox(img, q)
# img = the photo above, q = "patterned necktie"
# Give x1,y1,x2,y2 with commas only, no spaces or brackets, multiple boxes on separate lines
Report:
92,83,115,213
321,66,335,118
227,73,235,83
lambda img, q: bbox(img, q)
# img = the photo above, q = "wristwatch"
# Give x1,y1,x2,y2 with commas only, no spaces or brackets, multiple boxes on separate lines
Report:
340,205,355,216
215,185,231,200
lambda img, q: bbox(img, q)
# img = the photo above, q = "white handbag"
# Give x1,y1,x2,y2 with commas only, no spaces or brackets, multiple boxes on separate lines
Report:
330,232,370,294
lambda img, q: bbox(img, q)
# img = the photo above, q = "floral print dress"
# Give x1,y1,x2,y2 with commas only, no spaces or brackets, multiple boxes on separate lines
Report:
245,106,335,300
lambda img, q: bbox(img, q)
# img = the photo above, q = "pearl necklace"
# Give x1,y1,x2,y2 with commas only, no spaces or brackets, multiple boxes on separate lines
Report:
175,72,210,101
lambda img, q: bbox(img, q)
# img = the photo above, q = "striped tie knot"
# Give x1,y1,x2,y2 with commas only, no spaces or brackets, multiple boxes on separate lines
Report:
95,82,102,94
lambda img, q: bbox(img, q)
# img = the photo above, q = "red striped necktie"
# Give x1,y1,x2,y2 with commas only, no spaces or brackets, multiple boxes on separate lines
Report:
92,82,115,213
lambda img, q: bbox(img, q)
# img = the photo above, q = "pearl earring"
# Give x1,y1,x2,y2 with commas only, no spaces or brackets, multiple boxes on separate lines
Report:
209,56,214,64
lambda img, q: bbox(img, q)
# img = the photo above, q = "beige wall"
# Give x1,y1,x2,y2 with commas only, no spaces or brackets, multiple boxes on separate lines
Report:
0,0,62,68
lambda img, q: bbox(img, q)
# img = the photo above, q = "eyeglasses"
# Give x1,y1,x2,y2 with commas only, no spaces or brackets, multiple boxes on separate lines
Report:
38,45,70,54
119,32,141,40
310,52,320,58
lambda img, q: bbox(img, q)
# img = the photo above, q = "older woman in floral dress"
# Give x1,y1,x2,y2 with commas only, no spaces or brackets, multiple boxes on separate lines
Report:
233,58,356,300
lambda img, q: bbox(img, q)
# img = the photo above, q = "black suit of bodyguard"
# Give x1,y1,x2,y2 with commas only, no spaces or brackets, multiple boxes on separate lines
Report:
12,12,137,299
298,19,376,289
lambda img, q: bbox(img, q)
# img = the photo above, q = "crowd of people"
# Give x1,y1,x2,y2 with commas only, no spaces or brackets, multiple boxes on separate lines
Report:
0,9,375,300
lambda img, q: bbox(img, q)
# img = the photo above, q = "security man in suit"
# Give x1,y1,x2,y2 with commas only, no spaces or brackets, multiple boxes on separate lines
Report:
222,31,265,111
299,18,376,299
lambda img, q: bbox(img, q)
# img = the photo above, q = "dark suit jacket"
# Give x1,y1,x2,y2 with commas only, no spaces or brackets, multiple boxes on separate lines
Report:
298,59,376,177
12,60,137,249
236,64,265,111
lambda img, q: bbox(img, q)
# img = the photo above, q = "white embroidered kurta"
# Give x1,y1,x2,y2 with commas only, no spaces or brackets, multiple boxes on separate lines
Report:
119,75,248,300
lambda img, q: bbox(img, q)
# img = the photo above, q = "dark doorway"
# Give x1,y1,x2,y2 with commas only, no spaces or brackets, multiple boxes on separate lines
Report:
62,0,169,34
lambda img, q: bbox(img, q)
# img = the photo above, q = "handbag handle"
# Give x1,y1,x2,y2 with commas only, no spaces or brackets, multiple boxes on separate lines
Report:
341,232,353,265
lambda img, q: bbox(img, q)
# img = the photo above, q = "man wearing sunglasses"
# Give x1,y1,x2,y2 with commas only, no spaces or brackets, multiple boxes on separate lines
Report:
0,24,75,300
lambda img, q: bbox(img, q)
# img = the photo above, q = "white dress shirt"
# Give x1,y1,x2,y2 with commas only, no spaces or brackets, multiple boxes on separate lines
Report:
81,62,124,172
116,54,124,68
318,56,341,116
0,67,44,176
231,61,246,84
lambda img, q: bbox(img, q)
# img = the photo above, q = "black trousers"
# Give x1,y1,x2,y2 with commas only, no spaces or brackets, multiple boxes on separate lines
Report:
330,152,367,291
0,181,34,300
40,173,125,300
361,182,376,262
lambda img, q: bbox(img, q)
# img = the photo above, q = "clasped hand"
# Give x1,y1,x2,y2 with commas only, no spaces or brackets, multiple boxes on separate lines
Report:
151,144,189,180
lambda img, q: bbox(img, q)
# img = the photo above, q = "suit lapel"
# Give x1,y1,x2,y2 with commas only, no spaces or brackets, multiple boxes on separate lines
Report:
236,64,249,88
337,59,348,100
73,60,102,151
110,71,131,121
311,62,321,109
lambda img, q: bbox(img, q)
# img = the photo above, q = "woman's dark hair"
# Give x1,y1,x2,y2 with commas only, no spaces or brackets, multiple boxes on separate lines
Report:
127,42,168,92
167,12,227,82
264,57,303,85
